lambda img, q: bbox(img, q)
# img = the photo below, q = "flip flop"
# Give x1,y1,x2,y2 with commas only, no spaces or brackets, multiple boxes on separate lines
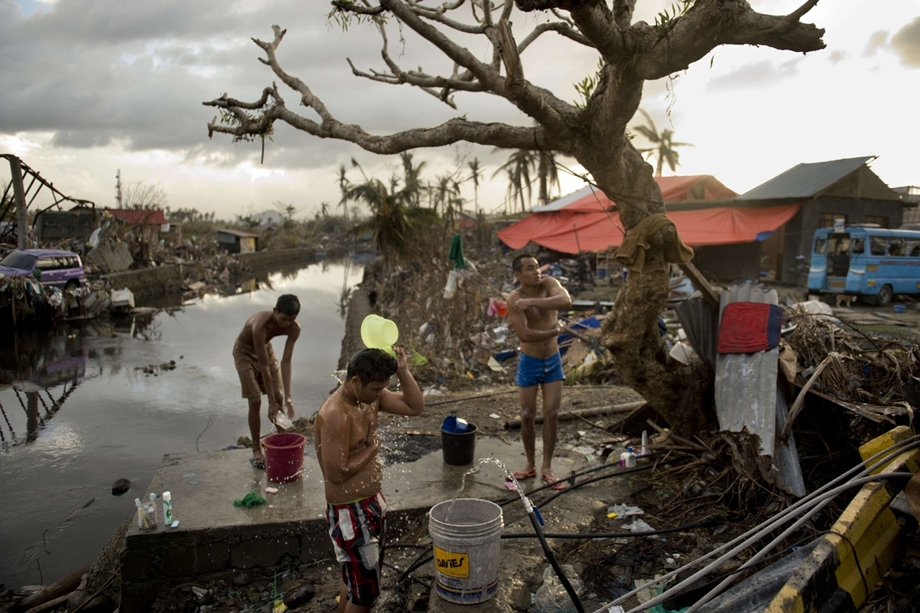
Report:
249,456,266,470
512,469,537,480
542,475,566,491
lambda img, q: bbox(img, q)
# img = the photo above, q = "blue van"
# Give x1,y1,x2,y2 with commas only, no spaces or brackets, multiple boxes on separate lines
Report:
0,248,87,289
807,226,920,305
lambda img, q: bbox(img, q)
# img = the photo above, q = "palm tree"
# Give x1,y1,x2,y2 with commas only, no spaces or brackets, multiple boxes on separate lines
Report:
432,171,463,220
337,164,350,224
492,149,536,213
467,158,483,213
536,151,561,205
345,163,439,262
634,109,693,176
400,152,427,208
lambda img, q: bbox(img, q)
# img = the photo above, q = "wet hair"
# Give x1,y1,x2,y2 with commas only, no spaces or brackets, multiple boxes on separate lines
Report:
347,348,398,385
512,254,537,273
275,294,300,316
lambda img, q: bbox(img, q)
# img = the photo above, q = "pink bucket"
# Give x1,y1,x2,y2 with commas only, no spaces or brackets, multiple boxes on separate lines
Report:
262,433,306,483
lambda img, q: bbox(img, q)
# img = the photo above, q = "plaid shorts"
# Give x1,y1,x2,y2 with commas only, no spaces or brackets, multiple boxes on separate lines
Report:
326,492,387,607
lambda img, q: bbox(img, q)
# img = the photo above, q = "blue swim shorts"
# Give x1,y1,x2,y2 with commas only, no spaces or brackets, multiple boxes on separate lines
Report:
515,351,565,388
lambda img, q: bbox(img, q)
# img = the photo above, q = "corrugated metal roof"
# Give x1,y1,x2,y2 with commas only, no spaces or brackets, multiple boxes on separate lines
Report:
217,229,261,238
737,156,875,201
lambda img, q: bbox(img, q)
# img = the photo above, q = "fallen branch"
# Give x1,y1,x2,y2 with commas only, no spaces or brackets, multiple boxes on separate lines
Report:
23,594,72,613
504,401,646,429
646,418,705,450
11,564,88,613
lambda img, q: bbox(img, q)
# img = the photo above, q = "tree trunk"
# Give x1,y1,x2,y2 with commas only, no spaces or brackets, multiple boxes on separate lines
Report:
588,149,718,436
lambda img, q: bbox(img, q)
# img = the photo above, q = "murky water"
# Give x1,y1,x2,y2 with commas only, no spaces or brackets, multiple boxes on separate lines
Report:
0,260,362,591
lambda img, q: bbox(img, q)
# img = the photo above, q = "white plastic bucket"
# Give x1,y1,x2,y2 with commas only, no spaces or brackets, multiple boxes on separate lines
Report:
428,498,503,604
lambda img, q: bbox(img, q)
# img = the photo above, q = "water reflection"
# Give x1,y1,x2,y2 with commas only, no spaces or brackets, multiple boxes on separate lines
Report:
0,260,364,592
0,326,92,450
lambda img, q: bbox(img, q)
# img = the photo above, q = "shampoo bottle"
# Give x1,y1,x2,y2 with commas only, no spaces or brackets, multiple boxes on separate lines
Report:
624,446,637,468
162,491,174,525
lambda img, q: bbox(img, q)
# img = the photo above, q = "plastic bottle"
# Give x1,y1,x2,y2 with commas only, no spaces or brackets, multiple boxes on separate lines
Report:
534,565,582,613
624,445,637,468
162,491,174,525
136,496,156,529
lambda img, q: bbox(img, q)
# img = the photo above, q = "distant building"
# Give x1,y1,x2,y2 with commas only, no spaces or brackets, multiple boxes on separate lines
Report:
735,157,903,284
34,205,97,242
254,210,284,229
895,186,920,228
217,229,260,254
103,208,168,246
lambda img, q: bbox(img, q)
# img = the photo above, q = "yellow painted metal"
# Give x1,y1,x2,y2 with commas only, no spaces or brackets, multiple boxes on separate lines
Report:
859,425,913,474
765,438,919,613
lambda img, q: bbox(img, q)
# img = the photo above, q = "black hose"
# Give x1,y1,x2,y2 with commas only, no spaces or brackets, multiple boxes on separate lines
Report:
498,458,669,509
528,509,585,613
501,517,721,539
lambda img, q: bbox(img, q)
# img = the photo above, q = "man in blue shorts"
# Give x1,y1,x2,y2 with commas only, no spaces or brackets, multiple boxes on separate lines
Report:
314,347,425,612
508,254,572,490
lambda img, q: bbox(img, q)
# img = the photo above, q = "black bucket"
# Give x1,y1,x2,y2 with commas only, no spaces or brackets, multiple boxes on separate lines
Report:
441,422,477,465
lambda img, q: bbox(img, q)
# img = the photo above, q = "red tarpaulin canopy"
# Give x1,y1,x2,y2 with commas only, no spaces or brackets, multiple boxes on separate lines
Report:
498,176,800,254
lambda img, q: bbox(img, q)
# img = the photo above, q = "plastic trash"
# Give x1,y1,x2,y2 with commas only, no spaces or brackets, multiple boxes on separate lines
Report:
534,565,583,613
273,412,293,430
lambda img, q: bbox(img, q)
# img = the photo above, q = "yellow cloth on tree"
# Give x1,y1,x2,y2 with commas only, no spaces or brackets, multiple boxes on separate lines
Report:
614,213,694,275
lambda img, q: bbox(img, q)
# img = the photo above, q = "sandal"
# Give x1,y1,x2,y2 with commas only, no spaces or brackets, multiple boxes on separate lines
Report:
249,456,266,470
512,469,537,480
542,475,566,491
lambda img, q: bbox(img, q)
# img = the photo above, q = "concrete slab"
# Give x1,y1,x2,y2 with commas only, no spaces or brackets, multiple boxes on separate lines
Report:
121,433,591,612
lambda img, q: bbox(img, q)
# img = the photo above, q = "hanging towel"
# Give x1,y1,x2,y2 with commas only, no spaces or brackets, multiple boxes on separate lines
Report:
448,232,465,269
717,302,784,354
614,214,694,275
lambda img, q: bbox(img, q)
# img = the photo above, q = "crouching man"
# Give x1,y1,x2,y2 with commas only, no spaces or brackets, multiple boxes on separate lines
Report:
314,347,425,612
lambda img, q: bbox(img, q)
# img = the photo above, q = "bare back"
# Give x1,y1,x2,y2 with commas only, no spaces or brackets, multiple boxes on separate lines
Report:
236,310,298,346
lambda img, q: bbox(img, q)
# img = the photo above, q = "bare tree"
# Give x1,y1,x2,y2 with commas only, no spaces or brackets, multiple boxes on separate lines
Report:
122,180,168,210
204,0,825,434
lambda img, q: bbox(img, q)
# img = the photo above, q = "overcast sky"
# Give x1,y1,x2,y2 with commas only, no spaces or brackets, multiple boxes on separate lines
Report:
1,0,918,221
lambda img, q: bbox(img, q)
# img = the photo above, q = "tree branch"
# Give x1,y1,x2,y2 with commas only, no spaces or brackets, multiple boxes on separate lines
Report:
518,21,593,51
630,0,825,80
379,0,575,136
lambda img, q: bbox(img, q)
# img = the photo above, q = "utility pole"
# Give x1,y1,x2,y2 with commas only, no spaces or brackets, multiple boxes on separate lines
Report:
116,169,123,208
7,155,29,249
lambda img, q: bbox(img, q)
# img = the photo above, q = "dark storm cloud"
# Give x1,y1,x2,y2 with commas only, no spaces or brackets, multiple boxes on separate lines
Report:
1,0,555,179
891,17,920,67
0,0,396,161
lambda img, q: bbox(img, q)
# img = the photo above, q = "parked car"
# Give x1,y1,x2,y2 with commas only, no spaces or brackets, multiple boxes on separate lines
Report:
0,248,86,289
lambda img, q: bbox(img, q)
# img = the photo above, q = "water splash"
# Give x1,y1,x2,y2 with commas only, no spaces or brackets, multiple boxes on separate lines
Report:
446,457,527,522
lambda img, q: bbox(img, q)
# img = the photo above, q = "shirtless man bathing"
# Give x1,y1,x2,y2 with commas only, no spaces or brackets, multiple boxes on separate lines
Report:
508,255,572,490
233,294,301,469
315,347,425,613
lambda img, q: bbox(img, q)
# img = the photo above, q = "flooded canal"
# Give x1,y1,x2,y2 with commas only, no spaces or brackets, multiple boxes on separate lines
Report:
0,260,362,591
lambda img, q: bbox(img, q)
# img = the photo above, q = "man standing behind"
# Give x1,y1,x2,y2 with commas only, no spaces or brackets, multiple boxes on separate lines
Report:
508,255,572,490
315,347,425,613
233,294,301,469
